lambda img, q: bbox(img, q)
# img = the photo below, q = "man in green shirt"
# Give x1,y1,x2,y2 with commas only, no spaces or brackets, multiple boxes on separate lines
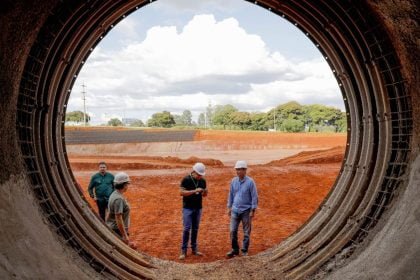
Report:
88,162,114,221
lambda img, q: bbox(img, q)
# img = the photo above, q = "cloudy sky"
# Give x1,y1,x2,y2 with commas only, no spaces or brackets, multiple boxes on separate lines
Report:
68,0,343,125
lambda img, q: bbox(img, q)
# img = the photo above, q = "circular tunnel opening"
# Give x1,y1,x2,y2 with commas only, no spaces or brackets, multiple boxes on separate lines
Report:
64,0,347,265
15,0,412,279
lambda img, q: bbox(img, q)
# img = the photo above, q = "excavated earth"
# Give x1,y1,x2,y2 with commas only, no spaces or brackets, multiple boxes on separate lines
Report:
67,130,346,264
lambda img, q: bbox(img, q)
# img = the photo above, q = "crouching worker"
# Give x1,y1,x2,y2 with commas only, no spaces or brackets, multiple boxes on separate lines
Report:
106,172,137,249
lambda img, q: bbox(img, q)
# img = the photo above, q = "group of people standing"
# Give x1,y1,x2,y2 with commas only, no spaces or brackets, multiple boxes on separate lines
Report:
87,160,259,259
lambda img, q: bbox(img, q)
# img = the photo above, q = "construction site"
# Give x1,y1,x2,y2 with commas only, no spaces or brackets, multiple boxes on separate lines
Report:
67,129,346,263
0,1,419,279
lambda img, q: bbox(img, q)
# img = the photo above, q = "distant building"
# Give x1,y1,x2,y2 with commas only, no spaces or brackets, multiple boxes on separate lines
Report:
122,118,140,126
65,121,85,126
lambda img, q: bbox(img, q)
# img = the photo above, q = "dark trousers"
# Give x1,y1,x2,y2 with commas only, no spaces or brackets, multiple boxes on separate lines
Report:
96,198,108,221
230,209,252,253
181,208,202,253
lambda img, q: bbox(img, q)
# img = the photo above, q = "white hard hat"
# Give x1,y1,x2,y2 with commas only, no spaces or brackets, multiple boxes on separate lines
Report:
192,162,206,176
234,160,247,169
114,172,131,184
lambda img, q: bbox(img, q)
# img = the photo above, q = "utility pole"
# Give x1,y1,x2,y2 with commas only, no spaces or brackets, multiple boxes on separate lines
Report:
81,83,87,126
204,110,207,129
207,101,212,128
274,112,276,131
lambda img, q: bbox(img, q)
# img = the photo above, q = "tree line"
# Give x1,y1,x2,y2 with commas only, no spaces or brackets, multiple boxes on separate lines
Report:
65,101,347,132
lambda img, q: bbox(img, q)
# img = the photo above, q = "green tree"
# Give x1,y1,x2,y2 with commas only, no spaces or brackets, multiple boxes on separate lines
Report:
249,112,269,131
129,120,145,127
164,100,346,132
181,110,193,126
175,110,193,126
108,118,123,126
335,112,348,132
197,113,205,127
305,104,344,131
212,104,238,128
278,101,305,130
230,111,252,130
65,110,90,123
205,103,213,127
173,114,183,125
281,119,305,132
279,101,304,118
147,111,176,128
305,104,332,125
266,102,304,131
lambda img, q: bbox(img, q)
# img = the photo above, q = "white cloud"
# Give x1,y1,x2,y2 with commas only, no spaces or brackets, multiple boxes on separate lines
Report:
112,17,140,38
68,14,342,124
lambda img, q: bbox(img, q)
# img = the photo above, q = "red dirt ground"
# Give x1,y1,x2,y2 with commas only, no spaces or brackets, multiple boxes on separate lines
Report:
68,130,346,264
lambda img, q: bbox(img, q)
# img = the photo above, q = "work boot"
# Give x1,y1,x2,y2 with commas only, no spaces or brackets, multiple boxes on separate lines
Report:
179,252,186,260
226,250,239,258
192,251,203,256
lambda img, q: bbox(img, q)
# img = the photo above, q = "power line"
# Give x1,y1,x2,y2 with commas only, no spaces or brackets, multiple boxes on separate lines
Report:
81,83,87,126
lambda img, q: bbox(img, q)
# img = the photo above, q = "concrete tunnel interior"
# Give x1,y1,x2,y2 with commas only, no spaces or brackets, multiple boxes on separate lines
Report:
0,0,419,279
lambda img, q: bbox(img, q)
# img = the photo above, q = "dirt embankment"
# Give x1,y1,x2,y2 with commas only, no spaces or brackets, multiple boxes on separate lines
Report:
69,155,224,171
195,130,346,148
267,146,345,165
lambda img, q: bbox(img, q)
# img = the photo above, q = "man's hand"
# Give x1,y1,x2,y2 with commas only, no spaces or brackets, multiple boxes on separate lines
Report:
250,210,256,218
128,240,137,250
227,208,231,217
122,236,137,249
196,188,204,193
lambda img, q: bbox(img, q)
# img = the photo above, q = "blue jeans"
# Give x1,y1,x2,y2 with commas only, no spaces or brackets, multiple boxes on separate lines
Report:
230,209,252,253
181,208,202,253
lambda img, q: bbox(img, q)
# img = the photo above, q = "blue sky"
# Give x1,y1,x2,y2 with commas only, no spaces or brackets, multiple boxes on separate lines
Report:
68,0,343,124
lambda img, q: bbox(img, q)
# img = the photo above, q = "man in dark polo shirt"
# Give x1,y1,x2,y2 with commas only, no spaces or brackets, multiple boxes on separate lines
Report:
88,161,114,221
179,162,208,260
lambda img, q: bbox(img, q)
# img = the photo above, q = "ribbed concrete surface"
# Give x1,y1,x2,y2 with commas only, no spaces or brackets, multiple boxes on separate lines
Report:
0,1,418,279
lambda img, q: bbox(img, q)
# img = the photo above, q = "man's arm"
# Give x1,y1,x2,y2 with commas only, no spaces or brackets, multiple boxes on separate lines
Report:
180,187,202,196
250,180,258,217
87,175,96,199
116,213,129,241
112,199,136,249
179,177,204,196
227,180,234,216
115,214,137,249
199,180,208,197
109,173,115,190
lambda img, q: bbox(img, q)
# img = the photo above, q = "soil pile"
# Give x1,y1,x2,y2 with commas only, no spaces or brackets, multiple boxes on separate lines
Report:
69,155,223,171
266,146,345,165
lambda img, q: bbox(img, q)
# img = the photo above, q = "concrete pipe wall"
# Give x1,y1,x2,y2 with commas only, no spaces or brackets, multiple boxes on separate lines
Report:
0,1,418,279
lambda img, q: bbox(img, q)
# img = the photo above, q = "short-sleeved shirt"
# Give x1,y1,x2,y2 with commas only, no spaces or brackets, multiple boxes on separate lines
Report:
180,174,207,209
106,190,130,232
88,172,114,200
